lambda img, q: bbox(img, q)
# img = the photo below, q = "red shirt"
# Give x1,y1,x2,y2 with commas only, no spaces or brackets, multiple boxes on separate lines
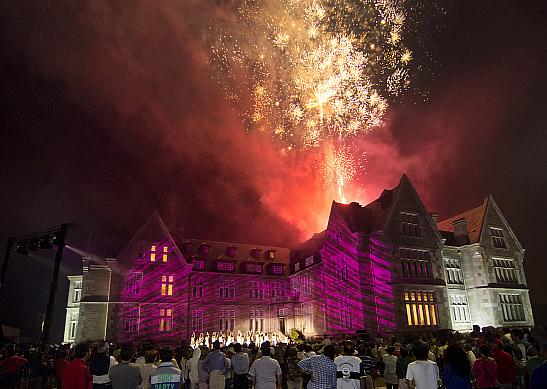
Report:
0,355,27,373
56,358,69,381
62,358,92,389
492,348,517,384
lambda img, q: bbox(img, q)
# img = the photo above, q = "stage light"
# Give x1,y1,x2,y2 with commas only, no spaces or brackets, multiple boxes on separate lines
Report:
39,235,53,249
15,241,29,255
28,238,40,252
52,231,63,246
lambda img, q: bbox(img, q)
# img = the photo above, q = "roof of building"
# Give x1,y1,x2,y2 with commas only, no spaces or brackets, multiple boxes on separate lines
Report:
437,198,488,244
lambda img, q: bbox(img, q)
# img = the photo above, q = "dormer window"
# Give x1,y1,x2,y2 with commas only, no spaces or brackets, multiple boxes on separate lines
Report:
193,259,205,270
294,262,300,272
272,265,283,274
250,248,261,259
218,262,235,272
199,243,210,256
304,256,314,266
247,264,262,273
490,227,507,249
265,250,276,260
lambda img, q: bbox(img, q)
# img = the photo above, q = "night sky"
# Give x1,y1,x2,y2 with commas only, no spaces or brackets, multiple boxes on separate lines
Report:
1,0,546,342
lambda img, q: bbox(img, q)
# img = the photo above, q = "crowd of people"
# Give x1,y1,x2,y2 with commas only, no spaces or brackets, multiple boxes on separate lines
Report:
0,325,546,389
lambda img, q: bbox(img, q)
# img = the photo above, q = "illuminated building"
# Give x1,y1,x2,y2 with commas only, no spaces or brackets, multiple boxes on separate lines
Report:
63,175,534,344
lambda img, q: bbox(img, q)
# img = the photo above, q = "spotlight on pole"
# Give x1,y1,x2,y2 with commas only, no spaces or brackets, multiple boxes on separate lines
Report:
52,231,63,246
15,241,29,255
28,238,40,252
39,235,53,250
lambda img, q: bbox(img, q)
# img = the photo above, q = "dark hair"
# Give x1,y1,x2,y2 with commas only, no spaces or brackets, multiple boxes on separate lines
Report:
445,345,471,377
400,348,409,358
343,342,355,355
412,341,429,360
145,350,157,364
387,346,395,355
323,344,337,360
479,344,491,358
74,342,91,359
212,340,221,350
233,343,242,353
304,344,313,353
261,346,271,356
120,345,135,361
159,348,173,362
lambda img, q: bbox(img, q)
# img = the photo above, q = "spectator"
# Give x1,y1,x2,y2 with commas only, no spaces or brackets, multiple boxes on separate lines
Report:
203,341,229,389
396,348,411,389
298,344,337,389
231,343,249,389
382,346,398,389
405,341,440,389
197,347,209,389
142,350,158,389
109,345,142,389
490,341,516,389
55,350,69,388
62,342,92,389
443,344,471,389
530,341,547,389
334,341,363,389
285,346,303,389
150,348,184,389
472,344,498,389
249,342,282,389
89,341,117,389
187,347,201,389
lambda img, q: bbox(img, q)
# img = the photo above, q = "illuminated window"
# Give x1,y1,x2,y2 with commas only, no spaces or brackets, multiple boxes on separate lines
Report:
219,310,235,331
161,275,174,296
401,212,421,237
219,280,235,300
400,248,432,278
69,312,78,339
490,227,507,249
73,282,82,302
127,272,143,296
150,245,156,262
124,306,139,333
162,246,168,262
159,307,172,332
500,294,525,322
445,259,464,284
405,291,437,327
493,258,518,283
192,310,203,332
450,295,470,323
249,309,265,332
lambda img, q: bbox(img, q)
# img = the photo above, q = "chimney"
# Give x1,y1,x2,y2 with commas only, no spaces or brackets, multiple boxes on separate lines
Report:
250,248,261,259
430,213,438,226
198,243,210,256
225,246,238,257
452,218,469,245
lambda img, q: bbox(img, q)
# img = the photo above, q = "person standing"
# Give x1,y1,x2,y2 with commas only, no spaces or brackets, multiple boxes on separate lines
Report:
405,341,440,389
108,345,142,389
248,342,282,389
89,342,117,389
62,342,92,389
334,342,363,389
142,351,158,389
150,348,184,389
491,342,516,389
472,345,498,389
286,346,303,389
187,347,201,389
396,348,411,389
298,344,337,389
203,341,229,389
382,346,398,389
530,341,547,389
231,343,249,389
442,344,472,389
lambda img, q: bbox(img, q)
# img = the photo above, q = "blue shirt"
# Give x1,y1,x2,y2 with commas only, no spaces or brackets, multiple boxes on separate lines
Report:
442,363,472,389
203,350,229,373
298,354,337,389
530,361,547,389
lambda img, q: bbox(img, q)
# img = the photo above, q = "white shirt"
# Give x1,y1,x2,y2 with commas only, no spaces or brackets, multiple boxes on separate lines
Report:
405,360,439,389
249,356,281,389
334,355,362,389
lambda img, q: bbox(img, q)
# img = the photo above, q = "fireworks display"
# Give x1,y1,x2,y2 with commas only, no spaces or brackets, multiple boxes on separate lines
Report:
209,0,430,202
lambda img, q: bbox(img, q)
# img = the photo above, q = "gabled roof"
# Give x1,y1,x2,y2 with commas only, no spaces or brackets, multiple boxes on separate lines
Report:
437,198,487,244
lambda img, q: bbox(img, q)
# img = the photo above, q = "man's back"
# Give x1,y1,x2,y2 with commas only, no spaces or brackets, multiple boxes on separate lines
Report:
406,360,439,389
334,355,362,389
150,362,183,389
249,356,281,389
62,358,92,389
109,362,142,389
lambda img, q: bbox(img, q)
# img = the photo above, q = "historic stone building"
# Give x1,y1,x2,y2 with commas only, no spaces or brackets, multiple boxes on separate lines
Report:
64,175,534,344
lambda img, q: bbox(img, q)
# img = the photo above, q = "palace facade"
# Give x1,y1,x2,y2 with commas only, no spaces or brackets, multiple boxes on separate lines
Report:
64,175,534,344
